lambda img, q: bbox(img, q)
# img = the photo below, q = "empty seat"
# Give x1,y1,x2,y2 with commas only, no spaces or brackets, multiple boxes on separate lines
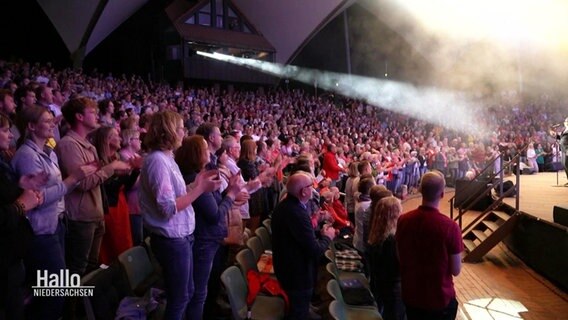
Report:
327,279,383,320
246,236,264,262
220,266,285,320
255,226,272,251
81,263,131,320
262,218,272,235
117,246,162,296
235,248,259,278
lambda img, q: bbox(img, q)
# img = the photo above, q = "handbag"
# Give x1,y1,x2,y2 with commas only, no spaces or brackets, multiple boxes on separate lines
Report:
223,205,245,246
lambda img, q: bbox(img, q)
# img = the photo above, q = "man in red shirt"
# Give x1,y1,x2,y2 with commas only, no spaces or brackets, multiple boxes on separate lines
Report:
396,171,463,320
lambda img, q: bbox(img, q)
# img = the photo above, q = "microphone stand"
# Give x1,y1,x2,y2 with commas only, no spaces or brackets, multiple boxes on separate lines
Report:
555,139,560,186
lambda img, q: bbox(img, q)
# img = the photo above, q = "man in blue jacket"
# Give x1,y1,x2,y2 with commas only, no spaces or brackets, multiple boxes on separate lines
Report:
272,171,336,319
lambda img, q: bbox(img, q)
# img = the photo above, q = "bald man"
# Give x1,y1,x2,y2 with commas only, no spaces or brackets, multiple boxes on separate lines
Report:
272,172,336,320
396,171,463,320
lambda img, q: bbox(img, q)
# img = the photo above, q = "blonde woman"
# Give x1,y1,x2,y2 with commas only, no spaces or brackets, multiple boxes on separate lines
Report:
139,110,220,320
368,196,405,320
119,128,143,245
344,161,359,223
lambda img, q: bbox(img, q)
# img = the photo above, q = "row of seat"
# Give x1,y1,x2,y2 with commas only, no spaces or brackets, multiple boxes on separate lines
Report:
221,221,286,320
80,241,163,319
223,217,384,319
324,243,383,320
327,279,383,320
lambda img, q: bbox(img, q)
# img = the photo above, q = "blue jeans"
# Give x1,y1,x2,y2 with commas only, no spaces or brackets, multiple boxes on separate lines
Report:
129,214,143,245
203,244,229,318
66,220,105,276
151,234,194,320
285,288,313,320
25,219,66,320
186,239,220,320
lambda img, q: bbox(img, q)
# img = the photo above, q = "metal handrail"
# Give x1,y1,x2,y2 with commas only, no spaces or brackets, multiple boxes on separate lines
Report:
449,145,527,229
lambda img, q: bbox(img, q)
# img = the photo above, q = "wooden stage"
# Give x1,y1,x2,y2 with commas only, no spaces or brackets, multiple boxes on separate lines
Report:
400,171,568,320
502,172,568,222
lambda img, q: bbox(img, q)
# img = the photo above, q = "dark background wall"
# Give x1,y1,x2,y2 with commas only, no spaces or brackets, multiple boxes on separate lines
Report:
0,0,71,68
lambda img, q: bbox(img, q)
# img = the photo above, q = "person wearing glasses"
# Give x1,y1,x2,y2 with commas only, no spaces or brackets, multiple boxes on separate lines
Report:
272,171,336,319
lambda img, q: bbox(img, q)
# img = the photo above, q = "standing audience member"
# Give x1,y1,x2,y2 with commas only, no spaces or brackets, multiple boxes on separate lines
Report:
272,172,336,320
396,171,463,320
90,126,142,264
526,142,538,173
56,97,131,276
322,143,343,186
367,196,405,320
35,85,61,142
98,99,116,128
0,113,45,320
353,174,375,253
0,89,19,152
329,186,352,234
223,136,262,225
344,161,359,223
195,123,248,319
139,110,220,320
119,128,144,245
175,135,241,320
238,139,266,232
11,106,96,320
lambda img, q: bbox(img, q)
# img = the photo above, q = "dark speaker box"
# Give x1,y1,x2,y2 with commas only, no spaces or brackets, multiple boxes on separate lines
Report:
494,180,516,197
553,206,568,228
454,179,493,211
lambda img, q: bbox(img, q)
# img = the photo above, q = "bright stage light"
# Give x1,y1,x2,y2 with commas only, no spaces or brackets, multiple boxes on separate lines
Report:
396,0,568,49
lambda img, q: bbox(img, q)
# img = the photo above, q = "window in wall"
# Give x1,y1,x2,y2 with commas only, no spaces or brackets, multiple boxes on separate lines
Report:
183,0,258,34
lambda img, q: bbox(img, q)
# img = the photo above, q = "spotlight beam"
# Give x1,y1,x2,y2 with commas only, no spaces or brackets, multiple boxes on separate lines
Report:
196,51,489,136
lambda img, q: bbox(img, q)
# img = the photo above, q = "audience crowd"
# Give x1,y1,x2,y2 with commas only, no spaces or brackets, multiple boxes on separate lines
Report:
1,58,567,320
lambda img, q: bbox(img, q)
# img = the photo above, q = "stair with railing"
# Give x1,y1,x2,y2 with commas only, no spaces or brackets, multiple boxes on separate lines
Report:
462,209,520,262
449,145,527,262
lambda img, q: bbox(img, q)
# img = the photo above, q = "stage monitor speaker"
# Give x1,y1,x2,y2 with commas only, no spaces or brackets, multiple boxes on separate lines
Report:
553,205,568,228
454,179,493,211
548,162,564,172
522,168,536,175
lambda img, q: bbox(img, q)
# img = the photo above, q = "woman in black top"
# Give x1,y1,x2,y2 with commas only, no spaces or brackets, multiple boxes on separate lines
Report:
237,139,266,233
367,196,406,320
0,113,46,320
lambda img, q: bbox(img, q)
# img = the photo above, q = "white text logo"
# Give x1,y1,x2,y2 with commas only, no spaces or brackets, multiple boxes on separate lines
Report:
32,270,94,297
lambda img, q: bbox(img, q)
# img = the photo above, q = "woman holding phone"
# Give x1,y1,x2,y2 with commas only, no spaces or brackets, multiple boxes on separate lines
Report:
139,111,221,320
175,135,241,320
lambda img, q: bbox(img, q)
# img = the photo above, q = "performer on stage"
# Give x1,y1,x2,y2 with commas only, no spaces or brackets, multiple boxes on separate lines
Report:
550,117,568,186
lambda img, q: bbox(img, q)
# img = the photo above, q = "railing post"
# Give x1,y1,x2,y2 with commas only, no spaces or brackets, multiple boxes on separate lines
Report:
515,154,520,210
499,153,504,196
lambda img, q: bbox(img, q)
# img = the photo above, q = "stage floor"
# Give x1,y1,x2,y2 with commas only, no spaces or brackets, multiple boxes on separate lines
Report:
401,172,568,320
502,171,568,222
